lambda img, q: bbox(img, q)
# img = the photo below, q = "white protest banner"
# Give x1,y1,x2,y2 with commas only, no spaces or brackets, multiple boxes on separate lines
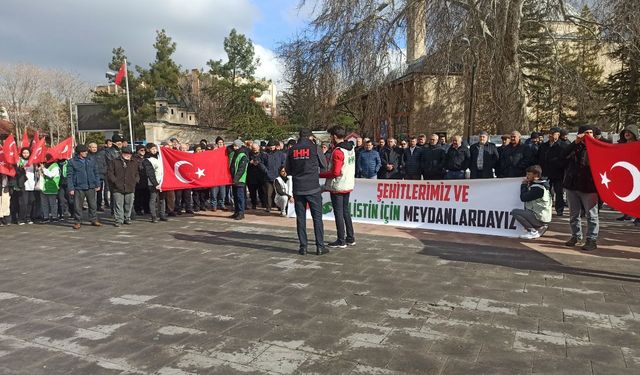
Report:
289,178,527,238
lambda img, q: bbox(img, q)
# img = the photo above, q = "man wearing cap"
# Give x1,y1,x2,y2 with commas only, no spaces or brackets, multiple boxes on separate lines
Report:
104,135,123,214
497,131,534,178
286,128,329,255
538,128,568,215
563,125,599,251
230,140,249,220
107,146,139,227
469,131,499,179
67,144,102,229
261,140,287,212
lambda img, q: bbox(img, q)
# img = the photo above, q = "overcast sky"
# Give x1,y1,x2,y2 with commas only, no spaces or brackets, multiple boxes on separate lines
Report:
0,0,311,86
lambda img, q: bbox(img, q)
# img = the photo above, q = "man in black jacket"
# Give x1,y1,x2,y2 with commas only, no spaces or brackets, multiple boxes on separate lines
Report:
563,126,599,251
444,135,470,179
538,128,568,215
403,136,422,180
246,143,266,210
378,138,403,179
469,131,499,179
497,131,534,177
285,128,329,255
261,140,287,212
420,134,446,180
107,146,139,227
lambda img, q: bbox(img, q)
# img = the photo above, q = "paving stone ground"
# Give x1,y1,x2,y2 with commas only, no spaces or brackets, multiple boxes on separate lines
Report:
0,208,639,374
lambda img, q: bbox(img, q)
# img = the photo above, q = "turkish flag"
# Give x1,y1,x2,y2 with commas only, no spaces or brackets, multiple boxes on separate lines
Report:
0,151,16,177
160,147,232,191
49,137,73,161
26,137,46,166
115,63,126,86
585,136,640,218
2,134,19,165
20,129,30,150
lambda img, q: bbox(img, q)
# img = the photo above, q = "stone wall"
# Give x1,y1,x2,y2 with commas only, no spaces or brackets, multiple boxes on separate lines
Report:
144,122,233,145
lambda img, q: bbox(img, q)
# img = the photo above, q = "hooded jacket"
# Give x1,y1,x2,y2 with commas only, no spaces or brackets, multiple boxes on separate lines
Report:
521,178,552,223
143,153,162,188
321,140,356,193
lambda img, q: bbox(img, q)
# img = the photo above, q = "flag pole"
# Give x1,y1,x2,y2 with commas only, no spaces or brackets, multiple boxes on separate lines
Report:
123,58,134,147
69,99,75,147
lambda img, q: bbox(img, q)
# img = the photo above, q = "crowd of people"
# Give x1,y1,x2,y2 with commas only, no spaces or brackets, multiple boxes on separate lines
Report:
0,123,637,254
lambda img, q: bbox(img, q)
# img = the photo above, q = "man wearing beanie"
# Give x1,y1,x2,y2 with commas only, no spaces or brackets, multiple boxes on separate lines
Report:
229,140,249,220
68,144,102,229
563,125,599,251
261,140,287,212
286,128,329,255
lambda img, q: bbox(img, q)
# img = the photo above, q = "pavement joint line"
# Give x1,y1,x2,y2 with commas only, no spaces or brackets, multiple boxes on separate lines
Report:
0,332,144,374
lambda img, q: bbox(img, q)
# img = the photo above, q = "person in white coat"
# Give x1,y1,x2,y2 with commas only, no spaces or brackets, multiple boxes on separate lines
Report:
274,166,293,216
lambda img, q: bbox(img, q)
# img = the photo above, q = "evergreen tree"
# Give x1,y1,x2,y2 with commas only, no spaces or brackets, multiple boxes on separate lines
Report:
562,6,605,126
206,29,275,138
603,43,640,131
140,29,182,97
519,0,557,129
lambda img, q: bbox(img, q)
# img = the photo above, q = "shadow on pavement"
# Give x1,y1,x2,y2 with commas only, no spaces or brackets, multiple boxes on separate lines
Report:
411,237,640,283
172,229,299,255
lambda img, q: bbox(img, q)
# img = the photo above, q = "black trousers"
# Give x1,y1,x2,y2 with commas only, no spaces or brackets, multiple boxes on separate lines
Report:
294,192,324,251
550,179,565,213
18,190,35,223
247,183,264,208
134,186,150,214
175,189,193,212
330,193,354,245
262,180,275,210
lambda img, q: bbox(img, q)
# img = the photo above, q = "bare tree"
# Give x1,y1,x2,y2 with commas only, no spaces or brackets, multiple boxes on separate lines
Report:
0,63,45,140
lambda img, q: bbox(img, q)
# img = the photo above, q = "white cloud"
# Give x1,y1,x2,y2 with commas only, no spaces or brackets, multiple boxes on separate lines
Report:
253,44,284,84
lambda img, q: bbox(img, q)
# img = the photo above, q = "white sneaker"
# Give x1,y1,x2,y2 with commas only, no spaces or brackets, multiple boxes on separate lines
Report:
520,230,540,240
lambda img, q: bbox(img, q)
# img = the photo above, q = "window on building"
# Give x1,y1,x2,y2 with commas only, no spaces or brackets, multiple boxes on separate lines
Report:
189,116,192,121
170,109,174,115
181,112,184,118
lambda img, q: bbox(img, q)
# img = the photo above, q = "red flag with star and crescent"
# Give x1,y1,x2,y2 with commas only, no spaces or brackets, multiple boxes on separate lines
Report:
2,134,19,165
159,147,232,191
585,136,640,218
26,136,46,167
0,139,16,176
48,137,74,161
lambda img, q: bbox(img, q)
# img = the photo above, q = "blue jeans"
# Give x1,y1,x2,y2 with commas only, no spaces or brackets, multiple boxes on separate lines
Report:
210,185,226,208
445,170,465,180
233,185,246,215
566,189,599,241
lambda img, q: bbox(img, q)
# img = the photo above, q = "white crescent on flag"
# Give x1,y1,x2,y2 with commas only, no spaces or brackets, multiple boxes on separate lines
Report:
610,161,640,202
174,160,194,184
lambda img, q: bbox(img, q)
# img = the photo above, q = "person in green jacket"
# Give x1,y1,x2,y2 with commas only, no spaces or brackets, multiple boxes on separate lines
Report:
39,153,61,223
229,140,248,220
